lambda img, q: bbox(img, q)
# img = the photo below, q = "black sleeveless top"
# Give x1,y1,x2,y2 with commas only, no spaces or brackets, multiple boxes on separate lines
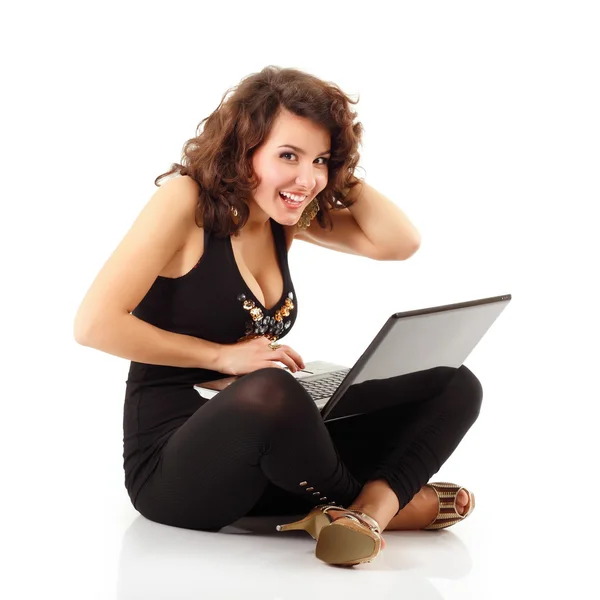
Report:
122,219,298,504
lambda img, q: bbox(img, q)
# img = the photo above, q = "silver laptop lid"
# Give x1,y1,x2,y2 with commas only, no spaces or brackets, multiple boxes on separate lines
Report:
321,294,511,421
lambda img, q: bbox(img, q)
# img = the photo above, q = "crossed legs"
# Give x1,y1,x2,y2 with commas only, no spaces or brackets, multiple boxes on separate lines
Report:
134,366,482,532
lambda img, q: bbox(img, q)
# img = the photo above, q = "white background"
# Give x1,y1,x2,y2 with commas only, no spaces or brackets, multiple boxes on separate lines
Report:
2,1,598,598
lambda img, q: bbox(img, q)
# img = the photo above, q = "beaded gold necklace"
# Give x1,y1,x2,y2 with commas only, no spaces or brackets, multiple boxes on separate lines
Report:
236,291,295,342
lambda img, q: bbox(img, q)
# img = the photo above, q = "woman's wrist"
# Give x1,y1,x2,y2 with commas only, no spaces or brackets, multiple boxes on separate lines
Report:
193,338,226,372
210,342,226,373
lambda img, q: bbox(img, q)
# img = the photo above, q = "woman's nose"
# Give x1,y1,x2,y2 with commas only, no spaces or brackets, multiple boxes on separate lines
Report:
296,166,317,190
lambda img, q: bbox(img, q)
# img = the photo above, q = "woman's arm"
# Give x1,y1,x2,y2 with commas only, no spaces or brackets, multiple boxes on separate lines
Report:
76,311,222,370
293,179,421,260
345,179,421,260
73,175,222,369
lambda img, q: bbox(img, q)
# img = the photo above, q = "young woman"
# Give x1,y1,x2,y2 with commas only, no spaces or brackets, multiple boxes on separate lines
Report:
74,66,482,567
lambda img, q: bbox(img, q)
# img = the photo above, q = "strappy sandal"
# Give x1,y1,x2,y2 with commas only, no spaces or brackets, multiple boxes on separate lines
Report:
276,504,344,540
423,482,476,530
315,509,383,567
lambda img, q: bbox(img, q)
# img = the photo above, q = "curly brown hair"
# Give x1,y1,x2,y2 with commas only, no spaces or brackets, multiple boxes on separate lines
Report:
155,65,365,237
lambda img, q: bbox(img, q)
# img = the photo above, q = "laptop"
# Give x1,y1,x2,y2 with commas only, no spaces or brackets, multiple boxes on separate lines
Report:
195,294,511,422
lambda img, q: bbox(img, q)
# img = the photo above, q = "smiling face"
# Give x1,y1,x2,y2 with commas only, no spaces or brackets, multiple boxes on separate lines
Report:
248,108,331,228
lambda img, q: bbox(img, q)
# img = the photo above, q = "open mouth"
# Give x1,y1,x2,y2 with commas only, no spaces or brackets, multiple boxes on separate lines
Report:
279,191,305,209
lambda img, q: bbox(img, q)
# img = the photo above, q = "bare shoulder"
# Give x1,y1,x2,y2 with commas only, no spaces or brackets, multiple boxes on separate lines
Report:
162,174,201,204
139,174,202,246
153,175,205,276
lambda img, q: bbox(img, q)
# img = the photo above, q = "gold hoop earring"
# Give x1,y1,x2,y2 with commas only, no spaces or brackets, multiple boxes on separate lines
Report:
297,198,319,230
230,205,240,225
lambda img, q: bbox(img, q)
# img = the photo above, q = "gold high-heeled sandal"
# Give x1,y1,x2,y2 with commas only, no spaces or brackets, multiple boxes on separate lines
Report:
275,504,344,540
423,482,476,530
315,509,382,567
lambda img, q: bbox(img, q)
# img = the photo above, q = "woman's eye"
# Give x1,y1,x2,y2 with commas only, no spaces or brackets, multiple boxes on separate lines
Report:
280,152,328,165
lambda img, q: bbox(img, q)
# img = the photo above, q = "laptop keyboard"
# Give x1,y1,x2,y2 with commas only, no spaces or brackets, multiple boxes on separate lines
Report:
298,369,350,401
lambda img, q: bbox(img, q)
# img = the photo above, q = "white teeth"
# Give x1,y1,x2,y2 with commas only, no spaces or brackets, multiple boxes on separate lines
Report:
280,191,306,203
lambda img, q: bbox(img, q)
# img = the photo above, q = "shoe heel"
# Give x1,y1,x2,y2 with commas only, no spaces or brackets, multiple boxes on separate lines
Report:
276,511,332,540
276,518,310,533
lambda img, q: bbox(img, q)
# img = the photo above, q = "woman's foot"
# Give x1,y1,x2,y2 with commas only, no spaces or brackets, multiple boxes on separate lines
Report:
385,485,470,531
325,485,470,539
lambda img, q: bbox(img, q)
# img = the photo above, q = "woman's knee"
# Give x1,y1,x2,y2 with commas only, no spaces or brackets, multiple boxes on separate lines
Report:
454,365,484,418
228,367,314,418
237,367,298,398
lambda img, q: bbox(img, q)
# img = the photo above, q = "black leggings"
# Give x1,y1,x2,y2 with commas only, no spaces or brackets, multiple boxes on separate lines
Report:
134,365,483,531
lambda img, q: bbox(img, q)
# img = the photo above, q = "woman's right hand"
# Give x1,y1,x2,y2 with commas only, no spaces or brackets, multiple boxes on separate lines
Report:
216,336,305,376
